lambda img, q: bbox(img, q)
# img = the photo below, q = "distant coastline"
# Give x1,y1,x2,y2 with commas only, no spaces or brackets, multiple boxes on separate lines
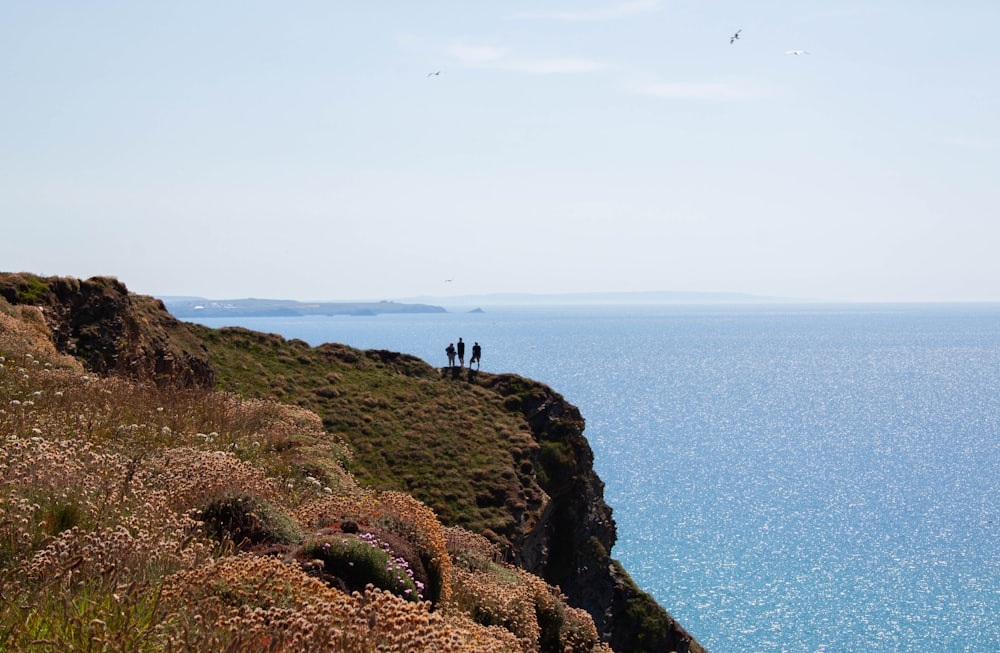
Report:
162,291,799,318
395,290,800,306
161,292,996,319
160,297,447,318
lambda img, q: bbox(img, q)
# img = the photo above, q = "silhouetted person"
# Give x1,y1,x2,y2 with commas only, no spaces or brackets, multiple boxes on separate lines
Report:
445,342,456,367
470,341,481,370
457,338,465,367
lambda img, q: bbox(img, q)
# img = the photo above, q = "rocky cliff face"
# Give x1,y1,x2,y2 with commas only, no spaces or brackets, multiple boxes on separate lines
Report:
475,373,705,653
0,273,214,388
0,272,706,653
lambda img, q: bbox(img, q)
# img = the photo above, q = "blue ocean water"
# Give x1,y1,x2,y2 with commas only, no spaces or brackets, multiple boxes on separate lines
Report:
188,304,1000,652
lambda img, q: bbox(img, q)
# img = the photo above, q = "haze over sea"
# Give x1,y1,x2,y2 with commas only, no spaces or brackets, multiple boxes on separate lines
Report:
186,303,1000,652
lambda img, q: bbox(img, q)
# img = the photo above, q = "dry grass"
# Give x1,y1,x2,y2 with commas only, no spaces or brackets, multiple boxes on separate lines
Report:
0,311,612,652
159,556,525,652
449,557,611,653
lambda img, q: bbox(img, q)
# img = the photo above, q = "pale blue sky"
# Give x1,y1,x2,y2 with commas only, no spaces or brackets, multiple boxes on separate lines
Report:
3,1,998,302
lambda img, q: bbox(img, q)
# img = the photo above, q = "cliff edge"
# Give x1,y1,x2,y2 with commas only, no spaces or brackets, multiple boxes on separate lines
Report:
472,372,703,653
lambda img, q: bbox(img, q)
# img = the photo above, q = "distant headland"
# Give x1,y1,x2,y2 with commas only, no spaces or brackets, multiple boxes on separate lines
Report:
161,297,447,318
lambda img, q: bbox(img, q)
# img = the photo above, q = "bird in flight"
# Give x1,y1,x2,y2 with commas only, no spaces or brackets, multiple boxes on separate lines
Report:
785,49,810,55
730,29,741,44
427,71,441,77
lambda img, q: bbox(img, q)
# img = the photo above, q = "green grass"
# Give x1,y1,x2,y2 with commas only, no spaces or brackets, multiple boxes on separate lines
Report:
302,533,422,601
0,273,51,304
4,573,165,652
190,325,545,549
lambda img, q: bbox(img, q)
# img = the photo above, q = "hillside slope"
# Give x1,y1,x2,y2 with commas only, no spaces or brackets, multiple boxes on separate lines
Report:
0,273,705,653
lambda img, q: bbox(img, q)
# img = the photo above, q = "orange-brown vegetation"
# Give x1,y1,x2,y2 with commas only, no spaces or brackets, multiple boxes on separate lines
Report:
0,298,612,652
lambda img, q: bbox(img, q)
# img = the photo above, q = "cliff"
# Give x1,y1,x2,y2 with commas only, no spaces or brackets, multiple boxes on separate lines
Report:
0,273,705,653
471,372,701,653
0,273,214,388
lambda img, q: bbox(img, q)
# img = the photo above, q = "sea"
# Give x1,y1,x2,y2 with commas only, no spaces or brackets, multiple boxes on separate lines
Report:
186,303,1000,653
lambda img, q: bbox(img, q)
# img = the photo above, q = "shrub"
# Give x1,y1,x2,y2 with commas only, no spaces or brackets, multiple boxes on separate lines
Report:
295,490,452,605
199,492,304,549
301,532,423,602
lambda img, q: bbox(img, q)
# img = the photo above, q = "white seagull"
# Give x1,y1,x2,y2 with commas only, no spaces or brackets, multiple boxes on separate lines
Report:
785,49,810,55
427,71,441,77
730,29,741,44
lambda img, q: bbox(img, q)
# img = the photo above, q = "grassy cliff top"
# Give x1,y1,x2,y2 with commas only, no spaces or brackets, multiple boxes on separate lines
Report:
189,324,547,546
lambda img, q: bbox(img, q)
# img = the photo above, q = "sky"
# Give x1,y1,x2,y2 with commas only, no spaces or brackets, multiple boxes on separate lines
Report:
2,1,998,303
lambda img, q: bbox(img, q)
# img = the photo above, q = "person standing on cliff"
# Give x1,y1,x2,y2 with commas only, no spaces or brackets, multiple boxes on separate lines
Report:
457,337,466,367
471,341,481,370
446,342,456,367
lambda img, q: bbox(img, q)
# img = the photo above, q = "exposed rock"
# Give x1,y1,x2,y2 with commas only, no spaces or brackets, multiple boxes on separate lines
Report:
475,373,706,653
0,273,214,388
